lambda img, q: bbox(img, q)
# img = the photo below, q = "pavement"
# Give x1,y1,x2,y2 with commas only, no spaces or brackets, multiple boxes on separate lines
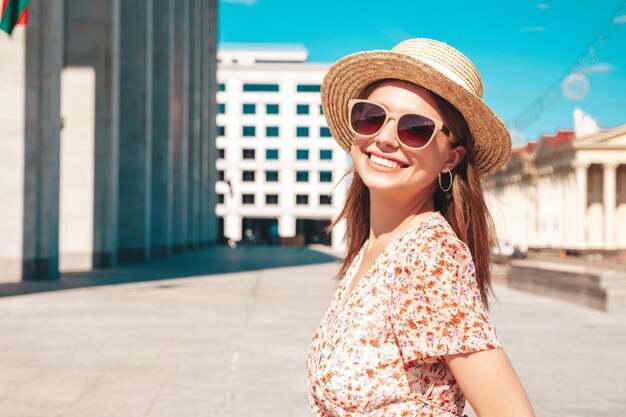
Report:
0,245,625,417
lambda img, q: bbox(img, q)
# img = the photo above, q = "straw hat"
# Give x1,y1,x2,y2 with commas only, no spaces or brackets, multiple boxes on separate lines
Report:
321,38,511,178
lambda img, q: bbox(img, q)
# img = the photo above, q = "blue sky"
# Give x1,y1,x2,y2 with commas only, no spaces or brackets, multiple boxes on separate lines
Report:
218,0,626,146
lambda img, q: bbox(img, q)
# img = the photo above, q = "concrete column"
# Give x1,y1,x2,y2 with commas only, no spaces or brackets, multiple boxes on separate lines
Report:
206,0,219,243
279,215,296,238
187,0,201,249
603,163,618,249
199,0,211,246
21,0,65,281
225,214,242,242
62,0,121,269
575,162,589,250
118,0,153,262
0,26,27,282
171,0,189,253
150,0,174,258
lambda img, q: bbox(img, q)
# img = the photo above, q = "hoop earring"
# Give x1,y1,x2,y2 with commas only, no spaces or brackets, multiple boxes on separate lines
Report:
438,170,453,192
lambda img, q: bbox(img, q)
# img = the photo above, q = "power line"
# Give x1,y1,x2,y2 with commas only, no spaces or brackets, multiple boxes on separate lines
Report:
506,0,626,134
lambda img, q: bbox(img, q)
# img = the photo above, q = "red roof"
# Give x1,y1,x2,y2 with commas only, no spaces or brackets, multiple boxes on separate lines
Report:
540,129,575,146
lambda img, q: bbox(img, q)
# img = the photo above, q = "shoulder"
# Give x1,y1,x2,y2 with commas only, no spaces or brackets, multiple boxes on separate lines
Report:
402,211,473,272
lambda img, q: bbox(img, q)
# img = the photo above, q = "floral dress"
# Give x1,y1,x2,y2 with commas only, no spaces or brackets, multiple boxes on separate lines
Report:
306,211,503,417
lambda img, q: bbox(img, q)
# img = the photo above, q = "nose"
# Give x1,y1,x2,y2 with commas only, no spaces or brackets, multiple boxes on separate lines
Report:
375,117,400,148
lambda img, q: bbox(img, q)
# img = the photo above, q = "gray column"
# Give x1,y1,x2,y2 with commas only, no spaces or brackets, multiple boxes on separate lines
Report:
206,0,219,243
187,0,201,249
118,0,153,262
171,0,189,253
22,0,64,281
63,0,120,269
150,0,174,257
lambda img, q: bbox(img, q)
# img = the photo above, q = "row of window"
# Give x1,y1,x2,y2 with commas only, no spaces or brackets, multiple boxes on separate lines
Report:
218,83,321,93
229,148,333,161
217,193,332,206
219,103,324,116
220,125,331,138
237,170,333,183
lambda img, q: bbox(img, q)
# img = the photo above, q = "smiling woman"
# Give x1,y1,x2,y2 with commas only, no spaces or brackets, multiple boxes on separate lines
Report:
306,38,535,417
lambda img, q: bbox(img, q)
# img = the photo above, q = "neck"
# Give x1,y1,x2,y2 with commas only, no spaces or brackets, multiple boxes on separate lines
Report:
368,186,436,243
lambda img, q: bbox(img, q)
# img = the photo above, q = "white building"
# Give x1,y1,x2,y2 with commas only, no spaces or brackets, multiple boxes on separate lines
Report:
485,109,626,253
216,44,349,250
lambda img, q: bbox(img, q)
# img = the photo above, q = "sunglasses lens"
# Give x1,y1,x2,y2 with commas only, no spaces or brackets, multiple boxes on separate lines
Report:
397,114,436,148
350,102,386,136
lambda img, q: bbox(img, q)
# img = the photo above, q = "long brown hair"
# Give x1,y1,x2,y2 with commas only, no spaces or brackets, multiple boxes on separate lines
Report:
326,79,499,311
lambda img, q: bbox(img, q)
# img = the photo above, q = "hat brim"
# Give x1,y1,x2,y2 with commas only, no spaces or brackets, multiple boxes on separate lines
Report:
321,50,511,178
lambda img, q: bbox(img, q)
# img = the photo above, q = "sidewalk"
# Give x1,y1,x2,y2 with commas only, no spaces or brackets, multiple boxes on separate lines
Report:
0,245,625,417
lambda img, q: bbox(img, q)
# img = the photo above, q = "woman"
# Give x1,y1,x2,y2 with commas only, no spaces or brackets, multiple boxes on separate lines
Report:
306,39,535,416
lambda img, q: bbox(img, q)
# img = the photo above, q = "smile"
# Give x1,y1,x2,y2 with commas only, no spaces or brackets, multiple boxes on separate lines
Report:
367,153,409,169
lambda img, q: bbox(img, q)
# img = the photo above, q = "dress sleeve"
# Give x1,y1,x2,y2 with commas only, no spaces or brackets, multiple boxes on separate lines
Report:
390,227,503,365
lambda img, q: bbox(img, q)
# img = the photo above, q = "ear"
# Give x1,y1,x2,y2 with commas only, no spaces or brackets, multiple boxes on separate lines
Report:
442,145,466,172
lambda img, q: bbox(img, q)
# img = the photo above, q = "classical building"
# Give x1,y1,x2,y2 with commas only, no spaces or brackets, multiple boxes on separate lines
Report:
216,44,349,250
0,0,219,282
485,109,626,252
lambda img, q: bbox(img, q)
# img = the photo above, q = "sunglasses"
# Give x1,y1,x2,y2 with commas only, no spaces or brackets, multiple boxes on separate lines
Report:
348,99,451,149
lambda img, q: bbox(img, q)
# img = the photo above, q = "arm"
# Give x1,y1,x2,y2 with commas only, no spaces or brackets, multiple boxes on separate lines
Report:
444,348,535,417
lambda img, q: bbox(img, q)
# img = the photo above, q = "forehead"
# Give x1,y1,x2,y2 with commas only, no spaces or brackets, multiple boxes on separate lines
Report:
365,80,444,118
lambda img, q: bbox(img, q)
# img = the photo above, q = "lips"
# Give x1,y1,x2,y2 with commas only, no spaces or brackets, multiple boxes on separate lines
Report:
366,152,409,169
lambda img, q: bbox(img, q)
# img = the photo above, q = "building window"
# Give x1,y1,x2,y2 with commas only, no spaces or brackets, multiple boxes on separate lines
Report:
218,193,225,204
243,83,279,92
320,195,332,205
265,194,279,205
319,171,332,182
320,149,333,160
320,127,332,137
296,127,309,137
265,170,279,182
218,170,225,181
266,104,279,114
266,149,279,160
242,149,255,159
243,126,256,137
296,171,309,182
297,84,321,92
242,170,255,182
218,148,225,159
242,194,255,205
296,194,309,205
218,125,225,136
242,103,256,114
319,104,324,115
219,83,226,91
219,103,226,114
296,149,309,160
266,126,279,137
296,104,309,115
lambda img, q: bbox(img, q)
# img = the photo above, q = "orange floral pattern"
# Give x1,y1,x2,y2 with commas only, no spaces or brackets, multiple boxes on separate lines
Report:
306,211,503,416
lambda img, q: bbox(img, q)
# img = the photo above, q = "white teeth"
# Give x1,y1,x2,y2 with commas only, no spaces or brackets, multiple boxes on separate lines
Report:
369,154,406,169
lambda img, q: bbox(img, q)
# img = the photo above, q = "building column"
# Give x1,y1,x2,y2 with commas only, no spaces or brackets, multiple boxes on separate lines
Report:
118,0,154,262
574,162,589,250
62,0,120,270
171,0,189,253
0,25,27,282
150,0,174,258
21,0,65,281
206,0,219,243
603,162,618,249
186,0,201,249
279,215,296,238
